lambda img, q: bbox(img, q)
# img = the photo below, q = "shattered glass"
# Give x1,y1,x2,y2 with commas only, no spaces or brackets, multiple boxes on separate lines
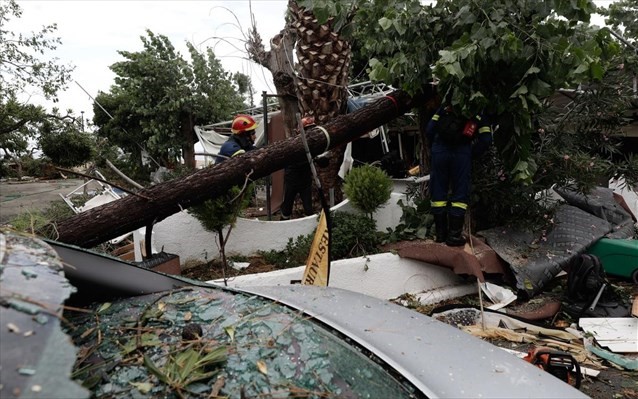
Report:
65,286,419,399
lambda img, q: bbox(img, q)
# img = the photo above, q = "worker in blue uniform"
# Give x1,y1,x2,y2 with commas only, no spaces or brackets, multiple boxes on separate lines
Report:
216,114,258,163
426,103,493,246
280,116,316,220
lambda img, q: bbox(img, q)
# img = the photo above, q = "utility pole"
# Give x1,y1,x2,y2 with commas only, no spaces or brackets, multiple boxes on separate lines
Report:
80,111,85,132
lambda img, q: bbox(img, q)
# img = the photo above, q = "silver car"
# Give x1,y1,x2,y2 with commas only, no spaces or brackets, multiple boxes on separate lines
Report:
1,232,587,398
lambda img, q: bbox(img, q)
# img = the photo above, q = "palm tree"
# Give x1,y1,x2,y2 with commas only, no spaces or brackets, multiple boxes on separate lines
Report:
248,0,355,203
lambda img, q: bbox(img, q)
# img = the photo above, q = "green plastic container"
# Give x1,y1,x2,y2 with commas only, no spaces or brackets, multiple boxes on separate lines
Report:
586,238,638,283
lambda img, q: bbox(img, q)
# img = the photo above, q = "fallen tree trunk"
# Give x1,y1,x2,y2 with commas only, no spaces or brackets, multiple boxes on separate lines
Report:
56,88,433,248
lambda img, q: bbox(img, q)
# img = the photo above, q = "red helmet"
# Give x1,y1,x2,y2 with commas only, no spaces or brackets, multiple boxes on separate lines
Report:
231,114,258,134
301,116,316,128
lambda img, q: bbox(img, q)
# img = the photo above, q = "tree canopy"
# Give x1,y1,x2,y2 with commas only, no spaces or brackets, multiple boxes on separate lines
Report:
296,0,637,228
348,0,623,182
0,0,82,175
0,0,73,100
93,30,247,174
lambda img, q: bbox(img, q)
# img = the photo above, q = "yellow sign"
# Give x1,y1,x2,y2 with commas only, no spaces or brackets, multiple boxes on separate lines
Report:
302,210,330,286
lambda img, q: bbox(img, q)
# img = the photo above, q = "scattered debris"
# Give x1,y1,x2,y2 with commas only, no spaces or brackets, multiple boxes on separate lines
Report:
580,318,638,353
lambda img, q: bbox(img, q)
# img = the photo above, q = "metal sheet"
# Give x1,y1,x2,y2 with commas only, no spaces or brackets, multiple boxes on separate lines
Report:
45,239,190,304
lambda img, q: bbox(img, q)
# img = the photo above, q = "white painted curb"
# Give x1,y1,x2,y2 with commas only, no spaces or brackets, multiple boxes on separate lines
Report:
206,252,475,303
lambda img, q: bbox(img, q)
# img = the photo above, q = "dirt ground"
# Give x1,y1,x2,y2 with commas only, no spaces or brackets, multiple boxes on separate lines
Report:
182,260,637,399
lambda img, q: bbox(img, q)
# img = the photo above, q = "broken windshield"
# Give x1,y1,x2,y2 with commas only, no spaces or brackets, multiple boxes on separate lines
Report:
65,286,421,398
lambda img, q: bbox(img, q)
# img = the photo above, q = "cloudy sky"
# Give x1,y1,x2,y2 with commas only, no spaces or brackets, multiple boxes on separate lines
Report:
12,0,289,121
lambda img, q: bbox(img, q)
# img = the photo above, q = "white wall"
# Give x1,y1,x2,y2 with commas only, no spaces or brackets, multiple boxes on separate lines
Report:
153,175,637,265
208,252,476,303
154,182,416,264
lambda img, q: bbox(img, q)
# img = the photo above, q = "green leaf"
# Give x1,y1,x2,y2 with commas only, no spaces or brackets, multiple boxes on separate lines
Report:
443,62,465,79
589,62,604,80
393,19,407,35
510,85,528,98
314,7,330,24
144,355,169,384
479,37,496,49
224,325,235,342
529,78,552,97
379,17,392,31
177,349,200,380
120,333,162,355
97,302,111,314
523,66,540,78
574,62,589,74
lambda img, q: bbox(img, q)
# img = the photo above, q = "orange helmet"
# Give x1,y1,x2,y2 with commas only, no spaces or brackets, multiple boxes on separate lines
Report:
231,114,258,134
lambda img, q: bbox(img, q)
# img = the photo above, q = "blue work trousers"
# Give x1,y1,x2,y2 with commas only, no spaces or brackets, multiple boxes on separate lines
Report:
429,142,471,217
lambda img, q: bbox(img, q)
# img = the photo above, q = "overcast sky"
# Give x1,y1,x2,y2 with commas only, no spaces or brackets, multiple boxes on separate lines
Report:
12,0,616,125
12,0,289,122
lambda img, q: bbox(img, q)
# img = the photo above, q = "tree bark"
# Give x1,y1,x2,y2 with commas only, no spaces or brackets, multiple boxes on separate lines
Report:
289,0,352,204
247,28,299,139
55,88,433,248
181,112,196,169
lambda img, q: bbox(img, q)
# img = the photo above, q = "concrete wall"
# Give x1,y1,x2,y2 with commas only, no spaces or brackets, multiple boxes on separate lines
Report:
154,183,416,264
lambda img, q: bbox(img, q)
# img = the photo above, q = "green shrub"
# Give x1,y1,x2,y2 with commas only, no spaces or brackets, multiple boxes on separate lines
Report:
259,234,314,268
40,130,95,168
188,184,252,234
382,198,433,244
343,164,393,217
19,157,52,179
331,211,380,259
259,211,380,268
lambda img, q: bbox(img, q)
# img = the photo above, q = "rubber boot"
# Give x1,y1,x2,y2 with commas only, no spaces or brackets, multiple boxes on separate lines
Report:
433,213,447,243
446,214,466,247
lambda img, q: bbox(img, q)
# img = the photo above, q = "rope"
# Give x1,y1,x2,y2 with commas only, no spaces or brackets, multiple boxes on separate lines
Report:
316,126,331,153
468,207,486,331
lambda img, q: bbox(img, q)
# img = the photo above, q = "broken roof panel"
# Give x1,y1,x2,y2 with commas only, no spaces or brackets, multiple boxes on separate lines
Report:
480,187,635,298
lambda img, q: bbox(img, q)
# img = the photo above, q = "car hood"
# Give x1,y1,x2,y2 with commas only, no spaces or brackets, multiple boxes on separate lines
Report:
242,285,587,398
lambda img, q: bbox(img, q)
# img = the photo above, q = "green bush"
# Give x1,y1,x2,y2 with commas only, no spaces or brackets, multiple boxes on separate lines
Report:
259,234,314,268
343,164,392,217
40,130,95,168
382,198,433,244
258,211,380,268
25,158,59,179
188,184,253,233
331,211,380,259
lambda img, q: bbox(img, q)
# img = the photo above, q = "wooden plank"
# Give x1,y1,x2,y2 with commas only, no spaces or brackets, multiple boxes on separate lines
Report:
118,251,136,262
580,318,638,353
632,296,638,318
112,242,134,256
